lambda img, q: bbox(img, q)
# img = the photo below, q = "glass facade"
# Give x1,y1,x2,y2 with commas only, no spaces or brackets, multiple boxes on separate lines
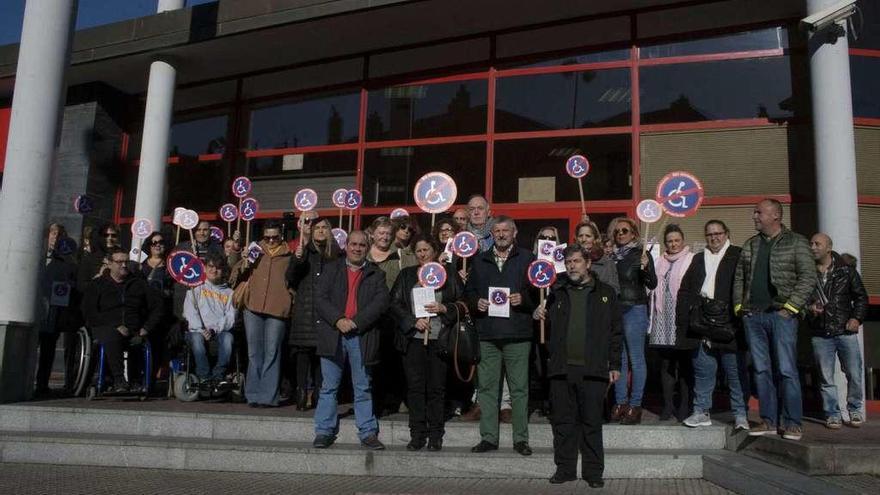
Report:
249,91,360,149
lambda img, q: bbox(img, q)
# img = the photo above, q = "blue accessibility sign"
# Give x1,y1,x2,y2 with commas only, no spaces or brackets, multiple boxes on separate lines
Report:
656,171,704,218
528,260,557,289
166,250,207,287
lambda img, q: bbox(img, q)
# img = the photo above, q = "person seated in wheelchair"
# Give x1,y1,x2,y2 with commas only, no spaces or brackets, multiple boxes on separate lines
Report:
81,246,162,393
182,253,236,392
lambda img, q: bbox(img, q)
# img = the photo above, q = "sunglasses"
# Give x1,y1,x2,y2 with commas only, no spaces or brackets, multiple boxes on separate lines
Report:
538,235,557,241
104,232,118,238
264,235,281,241
151,240,165,246
614,228,631,235
401,226,416,233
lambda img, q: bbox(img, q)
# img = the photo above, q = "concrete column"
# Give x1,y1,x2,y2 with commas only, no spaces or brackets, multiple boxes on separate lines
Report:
0,0,78,402
131,0,185,229
806,0,864,420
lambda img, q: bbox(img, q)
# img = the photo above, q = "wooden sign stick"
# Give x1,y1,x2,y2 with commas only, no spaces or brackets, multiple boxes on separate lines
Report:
577,178,587,218
539,288,546,344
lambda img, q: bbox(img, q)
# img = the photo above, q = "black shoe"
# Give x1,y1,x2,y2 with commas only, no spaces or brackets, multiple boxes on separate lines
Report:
586,478,605,488
313,435,336,449
513,441,532,456
407,438,426,451
549,471,576,484
471,440,498,453
361,435,386,451
296,389,308,411
427,438,442,451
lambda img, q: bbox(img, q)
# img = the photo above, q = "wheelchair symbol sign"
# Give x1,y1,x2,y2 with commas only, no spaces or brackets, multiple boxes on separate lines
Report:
451,231,478,258
565,155,590,179
490,289,508,306
332,228,348,250
219,203,239,222
528,260,557,289
390,208,409,219
232,176,252,198
294,188,318,212
56,237,77,256
210,227,224,243
413,172,457,214
239,198,259,222
418,262,447,289
73,195,95,214
131,218,154,239
656,171,704,218
179,210,199,230
332,188,348,208
345,189,363,210
166,250,207,288
636,199,663,224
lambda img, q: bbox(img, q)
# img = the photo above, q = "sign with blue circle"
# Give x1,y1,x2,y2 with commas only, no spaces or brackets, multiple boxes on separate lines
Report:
55,237,77,256
565,155,590,179
240,198,259,222
131,218,154,240
390,208,409,219
413,172,457,214
451,231,479,258
294,188,318,212
210,226,224,243
490,289,509,306
166,250,207,287
331,228,348,250
528,260,557,289
332,188,348,209
73,195,95,214
656,171,704,218
345,189,363,210
219,203,239,222
636,199,663,224
232,176,252,199
418,262,447,289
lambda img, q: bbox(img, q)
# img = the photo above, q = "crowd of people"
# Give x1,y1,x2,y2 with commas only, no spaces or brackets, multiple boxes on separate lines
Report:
35,196,869,486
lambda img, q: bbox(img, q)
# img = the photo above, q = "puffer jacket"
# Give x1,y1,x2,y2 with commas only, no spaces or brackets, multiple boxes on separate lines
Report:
805,251,868,337
733,226,814,316
615,246,657,306
286,240,342,347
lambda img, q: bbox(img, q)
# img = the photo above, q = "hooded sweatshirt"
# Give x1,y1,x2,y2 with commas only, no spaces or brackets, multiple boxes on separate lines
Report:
183,280,236,333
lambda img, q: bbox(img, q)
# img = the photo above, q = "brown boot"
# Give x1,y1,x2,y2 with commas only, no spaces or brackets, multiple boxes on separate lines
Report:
610,404,629,422
460,404,482,422
621,406,643,425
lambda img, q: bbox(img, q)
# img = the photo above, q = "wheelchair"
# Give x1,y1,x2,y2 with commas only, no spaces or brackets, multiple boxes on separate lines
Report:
70,326,153,400
169,330,245,403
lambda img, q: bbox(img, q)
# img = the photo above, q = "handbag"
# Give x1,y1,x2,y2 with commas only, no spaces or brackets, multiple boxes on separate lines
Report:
443,301,480,383
690,296,734,342
232,280,250,310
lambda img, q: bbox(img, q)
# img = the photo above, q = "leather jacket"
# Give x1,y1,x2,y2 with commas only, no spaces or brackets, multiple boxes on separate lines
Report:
614,246,657,306
805,252,868,337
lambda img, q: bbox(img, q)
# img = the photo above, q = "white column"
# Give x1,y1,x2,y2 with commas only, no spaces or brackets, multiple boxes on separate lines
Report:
131,0,185,228
0,0,78,323
806,0,864,420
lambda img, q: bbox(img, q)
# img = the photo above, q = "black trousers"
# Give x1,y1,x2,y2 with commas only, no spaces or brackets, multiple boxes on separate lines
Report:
550,377,607,480
36,331,75,392
289,345,322,393
373,323,407,414
93,326,141,385
658,348,693,419
404,338,447,441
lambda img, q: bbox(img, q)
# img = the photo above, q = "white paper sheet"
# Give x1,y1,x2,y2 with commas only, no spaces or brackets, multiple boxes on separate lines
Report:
412,287,437,318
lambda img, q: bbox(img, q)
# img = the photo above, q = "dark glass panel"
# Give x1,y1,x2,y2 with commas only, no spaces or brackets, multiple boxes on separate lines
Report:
363,143,486,207
366,80,487,141
169,115,228,158
247,151,357,178
641,27,788,58
639,57,793,124
852,55,880,118
164,160,225,215
851,0,880,49
492,135,631,204
498,49,631,69
495,69,631,132
248,91,360,149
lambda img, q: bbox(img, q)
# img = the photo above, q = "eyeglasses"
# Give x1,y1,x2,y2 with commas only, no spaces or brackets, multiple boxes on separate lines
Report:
538,235,557,241
440,227,454,232
151,240,165,246
264,235,281,241
614,228,631,235
109,259,128,265
705,232,727,238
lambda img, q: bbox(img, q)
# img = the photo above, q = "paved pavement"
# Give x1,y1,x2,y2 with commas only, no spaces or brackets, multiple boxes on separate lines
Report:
0,463,735,494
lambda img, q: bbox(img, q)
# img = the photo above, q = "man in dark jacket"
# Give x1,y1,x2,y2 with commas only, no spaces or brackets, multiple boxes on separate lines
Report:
81,247,162,392
313,230,390,451
464,216,536,456
806,233,868,429
534,244,621,487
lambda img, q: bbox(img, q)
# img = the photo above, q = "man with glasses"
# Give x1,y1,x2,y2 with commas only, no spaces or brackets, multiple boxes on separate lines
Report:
81,246,162,393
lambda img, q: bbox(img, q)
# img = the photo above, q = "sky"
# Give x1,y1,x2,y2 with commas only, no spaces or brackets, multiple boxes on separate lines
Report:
0,0,217,47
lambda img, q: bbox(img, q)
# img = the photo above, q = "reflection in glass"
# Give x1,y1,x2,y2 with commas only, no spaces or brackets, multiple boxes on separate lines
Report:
639,57,793,124
850,0,880,50
492,135,631,204
495,69,631,132
366,80,487,141
169,115,228,158
165,160,224,214
498,48,630,69
247,151,357,177
363,143,485,206
851,56,880,118
249,92,360,149
641,27,788,58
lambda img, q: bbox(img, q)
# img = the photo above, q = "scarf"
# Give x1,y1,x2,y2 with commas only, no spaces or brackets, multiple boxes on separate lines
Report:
651,246,693,317
469,218,496,252
700,240,730,299
611,241,639,263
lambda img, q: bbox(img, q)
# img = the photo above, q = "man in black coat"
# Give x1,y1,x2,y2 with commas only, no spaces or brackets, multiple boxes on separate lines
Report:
534,244,622,488
81,247,162,392
312,230,390,451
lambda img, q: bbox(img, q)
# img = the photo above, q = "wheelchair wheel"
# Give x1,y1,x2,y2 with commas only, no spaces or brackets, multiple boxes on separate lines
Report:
72,327,94,397
229,371,246,403
174,372,200,402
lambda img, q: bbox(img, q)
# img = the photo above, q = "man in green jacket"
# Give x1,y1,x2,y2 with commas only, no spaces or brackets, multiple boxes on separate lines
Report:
733,199,814,441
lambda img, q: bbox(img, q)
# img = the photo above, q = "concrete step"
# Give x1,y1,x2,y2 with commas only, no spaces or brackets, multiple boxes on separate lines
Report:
739,435,880,476
703,452,864,495
0,430,715,479
0,404,729,450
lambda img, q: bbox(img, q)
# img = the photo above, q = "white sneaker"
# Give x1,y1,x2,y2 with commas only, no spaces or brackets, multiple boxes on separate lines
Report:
735,417,750,431
683,411,712,428
848,412,864,428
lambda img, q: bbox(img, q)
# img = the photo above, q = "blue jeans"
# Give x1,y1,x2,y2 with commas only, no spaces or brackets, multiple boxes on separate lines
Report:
185,331,233,380
811,333,864,420
692,343,747,421
243,309,286,406
615,305,648,407
314,334,379,441
744,312,802,427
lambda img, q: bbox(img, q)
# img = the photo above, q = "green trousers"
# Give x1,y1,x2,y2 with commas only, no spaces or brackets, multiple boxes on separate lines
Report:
478,339,530,445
